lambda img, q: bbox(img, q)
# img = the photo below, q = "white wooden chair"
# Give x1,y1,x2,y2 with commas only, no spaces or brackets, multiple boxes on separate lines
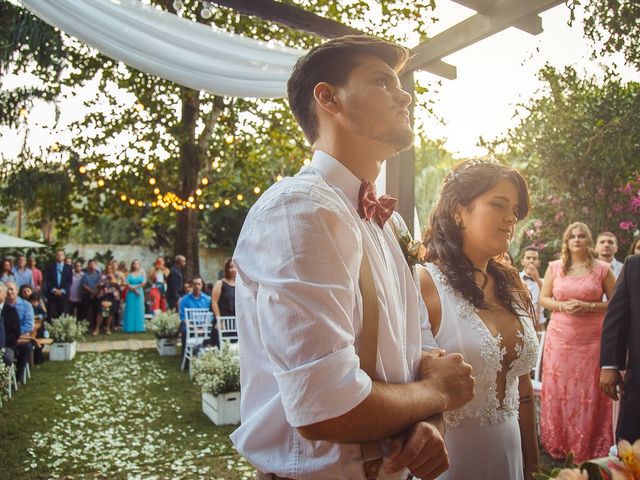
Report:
218,316,237,347
531,331,545,436
181,308,214,375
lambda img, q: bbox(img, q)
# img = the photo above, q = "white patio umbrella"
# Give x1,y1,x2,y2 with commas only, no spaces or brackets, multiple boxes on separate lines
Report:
0,232,46,248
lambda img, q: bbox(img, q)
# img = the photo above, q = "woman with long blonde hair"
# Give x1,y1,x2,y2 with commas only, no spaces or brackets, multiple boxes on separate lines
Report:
539,221,616,461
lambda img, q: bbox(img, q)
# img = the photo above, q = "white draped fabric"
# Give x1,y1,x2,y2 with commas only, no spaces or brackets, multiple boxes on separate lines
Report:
19,0,306,98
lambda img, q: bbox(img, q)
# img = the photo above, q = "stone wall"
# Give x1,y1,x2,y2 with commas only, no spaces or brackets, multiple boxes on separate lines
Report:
63,243,230,284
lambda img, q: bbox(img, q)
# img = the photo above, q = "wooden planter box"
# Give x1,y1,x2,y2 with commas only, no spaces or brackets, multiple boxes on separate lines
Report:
202,391,240,425
49,341,77,361
156,337,178,356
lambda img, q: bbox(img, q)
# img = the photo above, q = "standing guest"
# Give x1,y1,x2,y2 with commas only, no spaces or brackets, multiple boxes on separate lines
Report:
80,259,101,331
148,256,170,313
497,251,515,268
5,280,34,382
116,261,129,282
178,276,212,358
211,258,236,319
600,254,640,442
166,255,185,311
28,255,43,292
627,235,640,258
93,264,121,336
539,222,616,462
1,258,15,284
595,231,624,278
64,256,73,266
232,36,474,479
11,254,34,289
109,260,125,328
122,260,146,333
520,246,544,325
43,250,72,321
418,159,539,480
0,282,20,367
68,261,85,321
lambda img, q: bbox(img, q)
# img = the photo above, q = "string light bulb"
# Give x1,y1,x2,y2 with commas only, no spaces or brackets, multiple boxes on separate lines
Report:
50,143,60,152
137,201,144,207
188,195,195,203
224,134,234,144
253,186,261,194
195,188,203,196
236,194,244,201
146,163,155,171
153,188,160,195
223,199,231,206
198,204,205,210
214,202,220,209
120,194,127,201
149,177,156,185
129,198,135,205
134,102,144,112
97,179,105,187
276,174,283,182
79,165,87,174
201,178,209,186
19,108,28,118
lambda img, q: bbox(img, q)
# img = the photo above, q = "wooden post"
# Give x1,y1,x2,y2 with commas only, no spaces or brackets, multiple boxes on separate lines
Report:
386,72,415,235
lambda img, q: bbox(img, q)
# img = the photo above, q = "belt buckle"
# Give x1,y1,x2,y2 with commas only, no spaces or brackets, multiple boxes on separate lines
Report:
363,457,383,479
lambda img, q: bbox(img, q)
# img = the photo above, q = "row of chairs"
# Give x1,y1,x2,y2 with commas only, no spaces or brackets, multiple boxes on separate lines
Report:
180,308,237,374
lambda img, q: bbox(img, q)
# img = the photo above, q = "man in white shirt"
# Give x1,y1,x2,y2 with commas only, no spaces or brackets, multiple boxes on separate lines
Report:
595,231,624,279
232,36,475,480
519,246,544,325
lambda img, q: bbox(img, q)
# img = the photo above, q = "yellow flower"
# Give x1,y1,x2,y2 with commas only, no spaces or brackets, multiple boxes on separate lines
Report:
556,468,588,480
613,439,640,479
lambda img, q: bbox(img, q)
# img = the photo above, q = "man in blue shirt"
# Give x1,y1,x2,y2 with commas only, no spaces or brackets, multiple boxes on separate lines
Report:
5,280,34,382
178,276,213,360
11,254,34,289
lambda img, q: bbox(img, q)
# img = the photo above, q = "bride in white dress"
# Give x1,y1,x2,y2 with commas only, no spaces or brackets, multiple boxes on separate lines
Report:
417,158,540,480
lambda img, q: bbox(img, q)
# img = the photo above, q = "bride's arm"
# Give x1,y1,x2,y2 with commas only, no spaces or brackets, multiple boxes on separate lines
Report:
518,374,539,479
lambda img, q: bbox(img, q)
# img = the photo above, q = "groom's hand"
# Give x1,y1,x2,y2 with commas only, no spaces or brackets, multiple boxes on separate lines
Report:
384,416,449,479
419,352,475,411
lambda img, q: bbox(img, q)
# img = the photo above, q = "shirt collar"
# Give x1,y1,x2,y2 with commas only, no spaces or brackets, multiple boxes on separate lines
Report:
310,150,362,210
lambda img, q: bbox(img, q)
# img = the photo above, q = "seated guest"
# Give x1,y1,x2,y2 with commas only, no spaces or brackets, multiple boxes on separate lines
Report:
12,254,34,289
178,277,213,358
0,282,20,367
4,280,34,382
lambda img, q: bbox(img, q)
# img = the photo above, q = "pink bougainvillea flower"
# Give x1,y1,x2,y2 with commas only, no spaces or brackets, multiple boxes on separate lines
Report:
533,219,543,229
555,210,565,222
621,183,633,194
620,221,635,231
630,196,640,209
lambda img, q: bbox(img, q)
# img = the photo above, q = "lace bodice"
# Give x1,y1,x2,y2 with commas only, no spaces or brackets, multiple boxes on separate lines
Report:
423,263,539,427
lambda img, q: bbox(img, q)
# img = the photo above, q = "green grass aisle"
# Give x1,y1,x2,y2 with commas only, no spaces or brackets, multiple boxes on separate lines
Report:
0,351,254,479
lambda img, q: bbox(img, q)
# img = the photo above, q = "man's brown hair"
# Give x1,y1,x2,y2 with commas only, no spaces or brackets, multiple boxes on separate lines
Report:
287,35,409,144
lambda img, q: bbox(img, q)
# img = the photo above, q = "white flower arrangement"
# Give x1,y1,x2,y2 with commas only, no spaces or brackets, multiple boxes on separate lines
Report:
192,348,240,396
48,314,88,343
0,351,11,404
145,311,180,339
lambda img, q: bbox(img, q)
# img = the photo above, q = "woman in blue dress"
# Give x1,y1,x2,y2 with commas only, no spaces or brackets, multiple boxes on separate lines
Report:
122,259,146,333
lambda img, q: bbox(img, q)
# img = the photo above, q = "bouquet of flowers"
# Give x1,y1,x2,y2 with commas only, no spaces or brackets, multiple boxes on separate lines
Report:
48,315,88,343
192,347,240,396
145,311,180,339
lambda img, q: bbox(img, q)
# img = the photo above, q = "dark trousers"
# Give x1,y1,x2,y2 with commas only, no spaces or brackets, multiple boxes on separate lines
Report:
47,295,68,321
617,406,640,443
15,343,32,382
83,296,100,330
69,301,84,322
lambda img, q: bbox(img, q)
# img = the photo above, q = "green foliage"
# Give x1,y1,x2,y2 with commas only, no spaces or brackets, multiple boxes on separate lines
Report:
0,357,11,404
192,347,240,396
569,0,640,69
48,314,88,343
145,310,180,338
495,65,640,255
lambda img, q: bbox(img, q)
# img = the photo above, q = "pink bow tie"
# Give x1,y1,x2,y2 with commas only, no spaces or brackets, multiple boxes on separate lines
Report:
358,180,397,228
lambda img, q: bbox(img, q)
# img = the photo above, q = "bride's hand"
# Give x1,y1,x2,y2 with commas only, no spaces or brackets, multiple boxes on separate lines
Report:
384,417,449,479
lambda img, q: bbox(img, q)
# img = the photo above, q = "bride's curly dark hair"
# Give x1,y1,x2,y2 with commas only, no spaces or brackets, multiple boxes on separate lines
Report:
423,158,535,318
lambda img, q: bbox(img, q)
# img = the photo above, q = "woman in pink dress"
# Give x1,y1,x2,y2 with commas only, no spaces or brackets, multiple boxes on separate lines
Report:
539,221,616,461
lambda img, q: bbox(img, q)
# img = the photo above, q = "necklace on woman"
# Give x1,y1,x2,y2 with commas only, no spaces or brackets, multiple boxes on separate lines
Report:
571,260,589,269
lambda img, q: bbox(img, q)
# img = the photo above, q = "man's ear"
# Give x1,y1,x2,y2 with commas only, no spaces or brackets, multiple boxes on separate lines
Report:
313,82,339,115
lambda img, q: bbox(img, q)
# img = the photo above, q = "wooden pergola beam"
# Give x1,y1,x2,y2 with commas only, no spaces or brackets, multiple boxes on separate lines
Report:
207,0,457,79
408,0,564,72
452,0,543,35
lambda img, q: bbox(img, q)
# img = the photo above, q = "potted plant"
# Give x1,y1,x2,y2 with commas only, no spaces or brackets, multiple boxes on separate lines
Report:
145,311,180,356
192,347,240,425
48,314,88,361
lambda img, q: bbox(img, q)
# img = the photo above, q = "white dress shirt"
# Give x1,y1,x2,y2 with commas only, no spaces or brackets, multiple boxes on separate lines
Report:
231,150,436,479
519,271,544,324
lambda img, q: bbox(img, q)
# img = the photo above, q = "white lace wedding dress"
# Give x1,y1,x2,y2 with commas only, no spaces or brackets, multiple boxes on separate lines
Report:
420,263,539,480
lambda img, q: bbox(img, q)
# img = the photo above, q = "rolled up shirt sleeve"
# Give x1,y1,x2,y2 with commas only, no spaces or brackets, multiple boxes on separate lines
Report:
236,186,372,428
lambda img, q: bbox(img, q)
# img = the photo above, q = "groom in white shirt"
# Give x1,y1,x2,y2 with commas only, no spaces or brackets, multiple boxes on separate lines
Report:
232,36,475,480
